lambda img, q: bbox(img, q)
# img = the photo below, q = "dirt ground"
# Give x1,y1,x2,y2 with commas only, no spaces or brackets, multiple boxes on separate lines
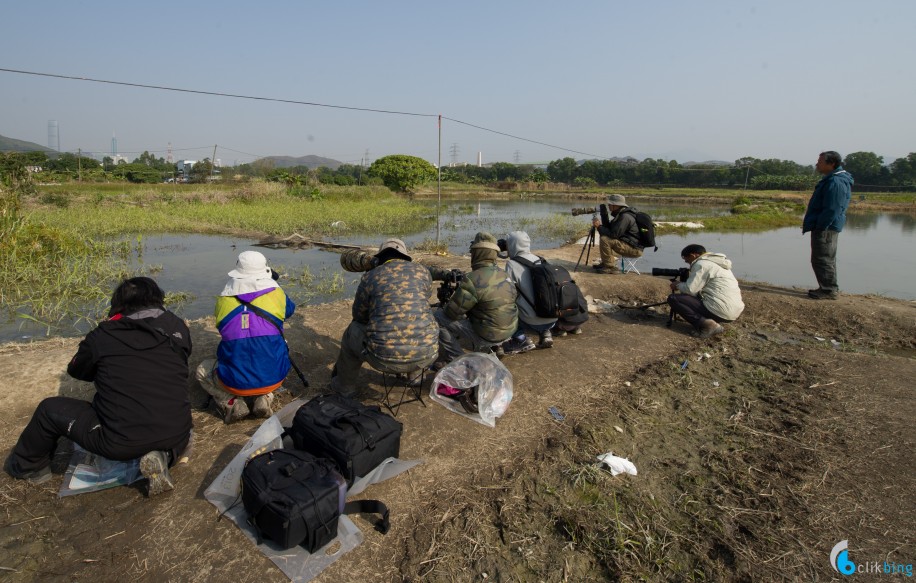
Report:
0,244,913,582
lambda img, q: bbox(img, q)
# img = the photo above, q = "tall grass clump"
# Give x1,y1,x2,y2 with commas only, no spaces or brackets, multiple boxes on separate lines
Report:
1,157,133,331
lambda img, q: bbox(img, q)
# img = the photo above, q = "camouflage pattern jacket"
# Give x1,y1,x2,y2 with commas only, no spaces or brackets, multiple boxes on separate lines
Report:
430,262,519,343
353,259,439,366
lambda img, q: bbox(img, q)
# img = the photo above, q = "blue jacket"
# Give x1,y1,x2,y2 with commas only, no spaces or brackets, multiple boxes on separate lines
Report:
803,167,853,233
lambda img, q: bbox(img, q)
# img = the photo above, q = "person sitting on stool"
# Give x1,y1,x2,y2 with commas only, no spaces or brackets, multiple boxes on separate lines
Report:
667,244,744,338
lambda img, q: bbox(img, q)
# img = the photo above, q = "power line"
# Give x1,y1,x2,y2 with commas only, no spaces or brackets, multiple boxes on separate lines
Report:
2,67,620,161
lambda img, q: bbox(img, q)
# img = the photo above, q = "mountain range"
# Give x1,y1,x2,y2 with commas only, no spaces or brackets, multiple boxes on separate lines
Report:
0,134,55,153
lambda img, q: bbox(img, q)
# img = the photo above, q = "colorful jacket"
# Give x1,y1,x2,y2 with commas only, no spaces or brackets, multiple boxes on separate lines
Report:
353,259,439,366
430,257,518,344
68,308,192,455
214,287,295,396
675,253,745,321
803,167,854,233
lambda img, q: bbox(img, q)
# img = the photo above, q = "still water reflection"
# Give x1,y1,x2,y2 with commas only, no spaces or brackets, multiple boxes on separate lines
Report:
2,199,913,342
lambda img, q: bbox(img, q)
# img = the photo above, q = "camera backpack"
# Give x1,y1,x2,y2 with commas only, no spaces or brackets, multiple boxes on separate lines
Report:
289,394,402,486
625,209,658,251
512,256,581,319
241,448,389,552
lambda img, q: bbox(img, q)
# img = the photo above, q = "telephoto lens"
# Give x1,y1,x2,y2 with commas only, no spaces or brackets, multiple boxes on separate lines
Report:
340,249,378,272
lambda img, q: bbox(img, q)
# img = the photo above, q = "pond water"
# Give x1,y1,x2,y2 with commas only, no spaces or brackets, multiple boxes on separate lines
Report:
3,199,913,342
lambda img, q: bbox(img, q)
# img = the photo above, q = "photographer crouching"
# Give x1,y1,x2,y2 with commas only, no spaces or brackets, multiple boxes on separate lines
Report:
666,244,744,338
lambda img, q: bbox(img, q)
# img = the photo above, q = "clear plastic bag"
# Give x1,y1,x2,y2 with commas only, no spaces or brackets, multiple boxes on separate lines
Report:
429,352,513,427
58,445,142,497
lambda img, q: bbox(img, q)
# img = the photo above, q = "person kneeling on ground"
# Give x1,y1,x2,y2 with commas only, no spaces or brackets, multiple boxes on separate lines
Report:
501,231,558,352
330,239,439,397
197,251,295,423
667,244,745,338
592,194,645,274
429,232,519,367
4,277,192,496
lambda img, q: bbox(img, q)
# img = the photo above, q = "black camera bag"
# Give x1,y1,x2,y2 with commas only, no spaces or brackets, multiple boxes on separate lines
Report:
513,255,581,319
289,394,402,486
241,448,390,552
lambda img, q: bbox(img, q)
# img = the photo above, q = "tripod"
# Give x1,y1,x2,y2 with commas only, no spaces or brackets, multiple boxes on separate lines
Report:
574,226,597,272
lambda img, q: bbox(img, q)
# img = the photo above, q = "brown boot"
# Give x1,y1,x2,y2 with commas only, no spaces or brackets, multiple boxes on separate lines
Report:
697,319,725,339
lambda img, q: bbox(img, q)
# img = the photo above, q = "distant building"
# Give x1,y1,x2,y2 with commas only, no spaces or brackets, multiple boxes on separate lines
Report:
176,160,197,177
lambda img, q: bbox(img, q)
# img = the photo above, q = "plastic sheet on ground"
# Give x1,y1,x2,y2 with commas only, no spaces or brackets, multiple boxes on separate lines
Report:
204,398,421,582
596,452,638,476
429,352,513,427
58,445,142,497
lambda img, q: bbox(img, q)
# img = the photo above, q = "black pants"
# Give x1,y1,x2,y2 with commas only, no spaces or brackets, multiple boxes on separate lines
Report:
667,294,728,330
7,397,189,475
810,229,840,293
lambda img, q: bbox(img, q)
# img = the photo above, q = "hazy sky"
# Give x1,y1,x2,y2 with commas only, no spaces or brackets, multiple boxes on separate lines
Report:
2,1,913,166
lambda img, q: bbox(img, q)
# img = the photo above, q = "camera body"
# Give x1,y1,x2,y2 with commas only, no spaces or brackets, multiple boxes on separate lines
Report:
436,269,464,306
571,204,611,228
652,267,690,282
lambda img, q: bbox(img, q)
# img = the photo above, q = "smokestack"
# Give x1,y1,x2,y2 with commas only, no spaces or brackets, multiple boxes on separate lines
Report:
477,151,482,167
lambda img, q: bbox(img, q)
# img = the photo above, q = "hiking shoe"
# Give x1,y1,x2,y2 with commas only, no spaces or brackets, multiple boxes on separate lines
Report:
808,289,838,300
594,265,622,274
492,344,506,357
554,329,568,337
538,330,554,349
214,396,250,424
251,392,275,418
696,319,725,339
502,336,536,355
3,455,52,485
139,450,174,497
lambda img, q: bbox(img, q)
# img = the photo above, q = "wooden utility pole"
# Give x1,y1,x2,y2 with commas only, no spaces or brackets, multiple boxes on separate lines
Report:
77,148,82,182
437,115,442,246
210,144,217,181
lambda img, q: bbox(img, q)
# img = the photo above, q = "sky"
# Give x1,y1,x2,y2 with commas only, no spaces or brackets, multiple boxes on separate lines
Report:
1,1,914,167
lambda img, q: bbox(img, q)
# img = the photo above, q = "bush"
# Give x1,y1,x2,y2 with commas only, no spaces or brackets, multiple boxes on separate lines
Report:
368,155,436,192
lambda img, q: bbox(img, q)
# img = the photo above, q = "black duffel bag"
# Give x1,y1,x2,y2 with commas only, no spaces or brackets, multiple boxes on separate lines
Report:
289,393,402,486
241,448,389,552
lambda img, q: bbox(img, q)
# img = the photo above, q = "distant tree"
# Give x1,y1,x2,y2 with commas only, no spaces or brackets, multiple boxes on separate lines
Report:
368,155,436,192
188,158,214,183
546,157,578,183
102,156,114,170
113,163,163,184
843,151,887,185
889,153,916,185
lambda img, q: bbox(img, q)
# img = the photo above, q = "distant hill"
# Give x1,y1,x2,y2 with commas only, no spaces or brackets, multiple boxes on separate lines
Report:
258,155,344,170
0,133,55,153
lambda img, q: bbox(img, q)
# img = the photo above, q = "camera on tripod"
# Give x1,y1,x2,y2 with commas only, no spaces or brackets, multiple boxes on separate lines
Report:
570,206,600,217
652,267,690,282
436,269,464,306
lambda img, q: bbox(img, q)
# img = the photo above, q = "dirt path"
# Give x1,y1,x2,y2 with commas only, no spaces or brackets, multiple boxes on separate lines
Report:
1,246,913,582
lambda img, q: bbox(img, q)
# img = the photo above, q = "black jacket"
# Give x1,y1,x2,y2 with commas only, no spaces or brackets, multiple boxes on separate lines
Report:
599,207,641,249
67,308,193,451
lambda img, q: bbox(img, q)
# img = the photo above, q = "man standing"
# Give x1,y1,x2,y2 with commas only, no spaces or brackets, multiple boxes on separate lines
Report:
330,239,439,396
803,151,853,300
667,244,745,338
592,194,645,274
430,232,519,366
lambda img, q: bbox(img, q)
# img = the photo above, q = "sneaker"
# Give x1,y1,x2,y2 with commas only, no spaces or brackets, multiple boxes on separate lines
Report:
571,327,583,335
502,336,536,355
214,396,250,424
139,450,174,497
3,455,52,485
594,265,622,274
554,329,568,337
538,330,554,349
696,319,725,339
492,344,506,357
251,392,275,418
808,289,838,300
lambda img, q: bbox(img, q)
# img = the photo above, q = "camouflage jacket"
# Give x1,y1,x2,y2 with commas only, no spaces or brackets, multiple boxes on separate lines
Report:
353,259,439,366
430,262,518,343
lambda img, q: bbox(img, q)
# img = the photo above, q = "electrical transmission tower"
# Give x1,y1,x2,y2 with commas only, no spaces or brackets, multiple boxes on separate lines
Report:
166,142,173,164
514,150,521,164
450,143,460,165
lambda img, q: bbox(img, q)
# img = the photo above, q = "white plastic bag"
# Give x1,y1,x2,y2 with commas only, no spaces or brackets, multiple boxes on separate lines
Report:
429,352,513,427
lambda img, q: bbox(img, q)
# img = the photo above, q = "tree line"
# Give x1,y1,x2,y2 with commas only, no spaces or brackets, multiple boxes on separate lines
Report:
2,149,915,191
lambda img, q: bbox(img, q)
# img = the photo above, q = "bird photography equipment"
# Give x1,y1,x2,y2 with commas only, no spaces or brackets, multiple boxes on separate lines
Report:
435,269,464,307
570,206,599,217
651,267,690,282
339,249,379,273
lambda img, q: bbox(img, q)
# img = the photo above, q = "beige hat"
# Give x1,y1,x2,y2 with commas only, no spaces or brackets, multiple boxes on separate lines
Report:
606,193,627,206
470,232,500,251
376,238,411,261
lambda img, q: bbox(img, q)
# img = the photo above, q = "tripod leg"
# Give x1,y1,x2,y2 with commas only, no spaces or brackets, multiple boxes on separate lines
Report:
574,227,594,272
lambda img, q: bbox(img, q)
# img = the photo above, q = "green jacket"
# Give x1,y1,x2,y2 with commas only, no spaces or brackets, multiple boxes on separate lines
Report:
430,262,518,343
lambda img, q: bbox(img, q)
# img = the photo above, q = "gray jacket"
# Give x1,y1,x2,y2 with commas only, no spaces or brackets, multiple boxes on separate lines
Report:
505,231,558,327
